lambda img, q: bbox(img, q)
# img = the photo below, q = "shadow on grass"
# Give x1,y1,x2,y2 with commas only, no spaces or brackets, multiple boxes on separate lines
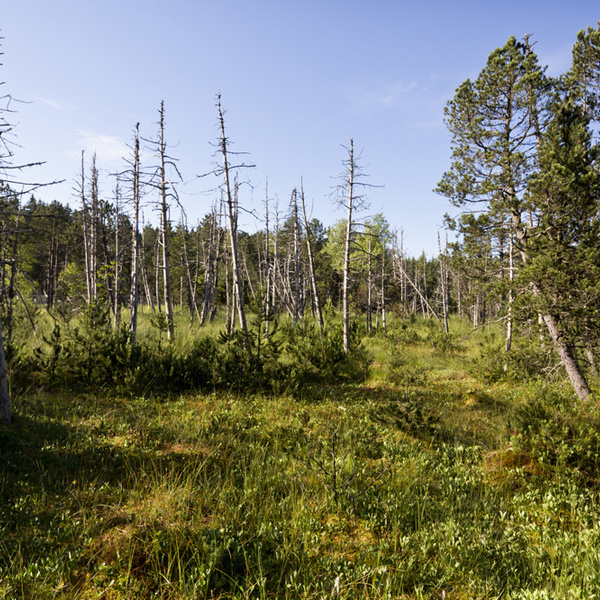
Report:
0,399,217,594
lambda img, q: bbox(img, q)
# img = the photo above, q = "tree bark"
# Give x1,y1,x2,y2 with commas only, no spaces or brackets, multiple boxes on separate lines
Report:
542,311,591,400
217,95,247,332
113,179,121,329
157,101,174,339
300,182,324,332
128,124,141,345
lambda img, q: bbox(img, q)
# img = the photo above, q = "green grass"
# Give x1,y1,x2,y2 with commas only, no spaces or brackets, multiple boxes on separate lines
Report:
1,315,600,598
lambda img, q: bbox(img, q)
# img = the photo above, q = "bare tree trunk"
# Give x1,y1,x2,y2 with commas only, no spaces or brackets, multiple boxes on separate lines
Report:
291,189,301,327
380,243,387,334
210,209,223,322
80,152,93,304
342,180,353,353
46,216,58,311
128,124,141,345
272,196,281,316
217,95,247,332
300,181,323,332
154,234,162,313
113,178,121,329
367,230,372,334
90,153,99,302
139,222,155,313
157,101,174,339
180,216,200,325
200,210,218,326
263,185,271,332
438,233,449,334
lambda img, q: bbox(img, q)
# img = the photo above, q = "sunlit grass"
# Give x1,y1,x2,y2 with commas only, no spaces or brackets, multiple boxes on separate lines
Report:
1,315,599,598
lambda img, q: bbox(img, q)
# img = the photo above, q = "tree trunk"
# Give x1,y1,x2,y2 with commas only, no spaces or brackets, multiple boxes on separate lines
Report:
263,185,271,332
0,314,10,425
90,153,99,302
217,95,247,332
128,124,141,345
366,231,372,334
80,152,93,304
505,233,514,352
380,242,387,334
157,101,174,339
542,311,591,400
341,141,356,354
292,189,301,327
300,182,324,332
114,179,121,329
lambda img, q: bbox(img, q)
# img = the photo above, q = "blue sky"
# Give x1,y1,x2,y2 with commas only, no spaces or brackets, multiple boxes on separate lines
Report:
3,1,599,256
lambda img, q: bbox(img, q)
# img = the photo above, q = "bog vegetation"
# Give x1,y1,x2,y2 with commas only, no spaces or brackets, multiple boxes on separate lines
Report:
1,22,600,600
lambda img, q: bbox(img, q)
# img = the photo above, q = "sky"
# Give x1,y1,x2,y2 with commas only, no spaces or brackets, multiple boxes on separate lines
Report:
2,0,599,257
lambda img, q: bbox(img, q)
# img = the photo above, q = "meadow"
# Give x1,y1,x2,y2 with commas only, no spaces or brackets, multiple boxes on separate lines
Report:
1,313,600,599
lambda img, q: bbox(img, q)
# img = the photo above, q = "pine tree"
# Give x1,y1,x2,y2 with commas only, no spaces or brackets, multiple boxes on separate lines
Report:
438,34,600,399
521,97,600,398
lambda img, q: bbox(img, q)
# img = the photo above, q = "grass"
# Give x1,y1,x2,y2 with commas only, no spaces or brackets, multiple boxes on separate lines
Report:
1,314,600,598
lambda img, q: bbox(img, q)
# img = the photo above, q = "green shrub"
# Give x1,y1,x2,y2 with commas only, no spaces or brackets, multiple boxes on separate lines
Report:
283,320,369,394
472,336,554,383
510,386,600,482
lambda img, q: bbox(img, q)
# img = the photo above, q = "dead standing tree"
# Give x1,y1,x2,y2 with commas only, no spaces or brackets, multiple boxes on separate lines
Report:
145,100,181,340
299,180,324,332
334,139,374,354
126,123,143,345
202,94,255,333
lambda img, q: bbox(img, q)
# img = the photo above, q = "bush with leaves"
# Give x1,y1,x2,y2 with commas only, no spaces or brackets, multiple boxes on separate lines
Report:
471,335,555,383
508,386,600,483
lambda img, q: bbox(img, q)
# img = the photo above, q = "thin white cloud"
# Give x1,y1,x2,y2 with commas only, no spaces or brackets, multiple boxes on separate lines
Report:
38,98,64,110
76,130,128,164
36,97,77,111
356,81,419,109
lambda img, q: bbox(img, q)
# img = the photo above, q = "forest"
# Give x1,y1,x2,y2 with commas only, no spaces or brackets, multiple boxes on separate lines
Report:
1,21,600,600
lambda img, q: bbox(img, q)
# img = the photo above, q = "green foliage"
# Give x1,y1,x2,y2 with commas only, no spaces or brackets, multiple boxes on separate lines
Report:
214,314,284,392
21,308,372,397
472,335,556,383
510,386,600,482
283,320,369,395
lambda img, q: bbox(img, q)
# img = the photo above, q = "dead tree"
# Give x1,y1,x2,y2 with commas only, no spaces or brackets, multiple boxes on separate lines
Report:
149,100,180,339
79,152,92,303
180,214,200,324
113,177,121,328
291,188,302,327
262,184,272,331
128,123,142,345
89,154,99,302
366,230,373,334
335,139,372,354
438,232,449,334
208,94,255,332
299,181,324,332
